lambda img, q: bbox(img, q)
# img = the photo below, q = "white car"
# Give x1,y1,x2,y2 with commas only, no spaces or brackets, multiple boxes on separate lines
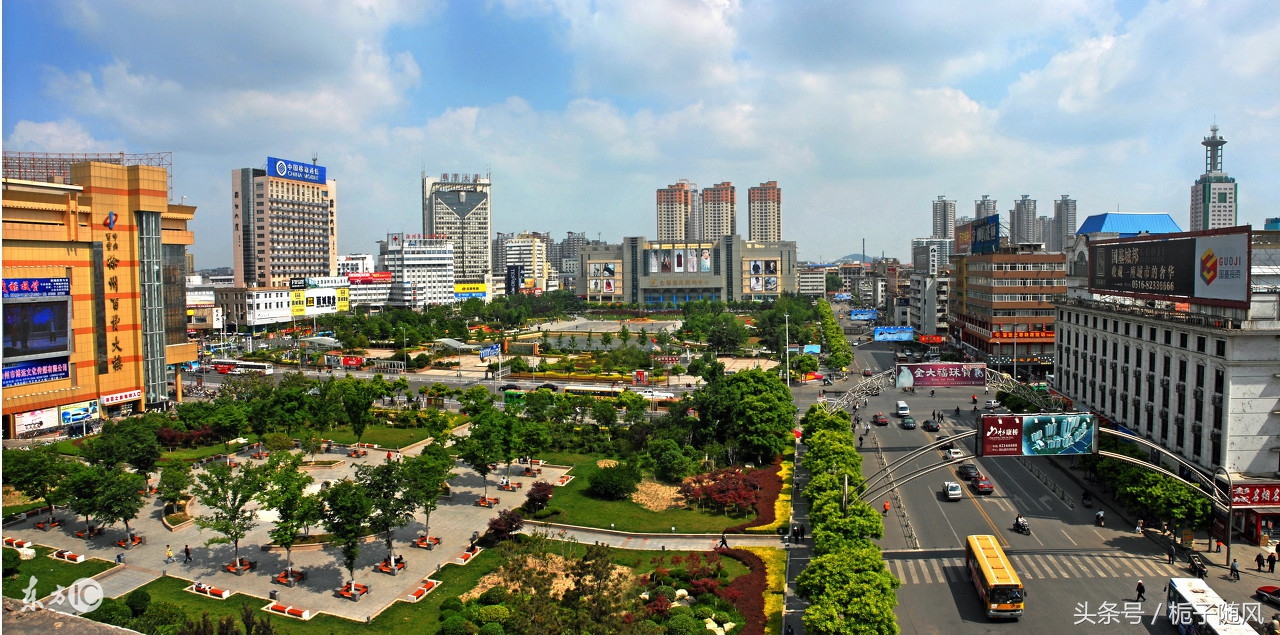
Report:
944,448,965,461
944,481,963,501
637,389,676,400
984,400,1001,410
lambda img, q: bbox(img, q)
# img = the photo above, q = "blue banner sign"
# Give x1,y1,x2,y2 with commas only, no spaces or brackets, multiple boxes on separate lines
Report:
267,156,326,184
831,293,851,301
873,326,915,342
971,214,1001,255
3,357,70,388
802,344,821,354
3,277,70,299
479,344,501,360
849,309,879,321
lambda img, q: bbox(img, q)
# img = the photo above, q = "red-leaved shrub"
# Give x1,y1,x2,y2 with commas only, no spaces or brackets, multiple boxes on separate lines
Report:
717,548,767,635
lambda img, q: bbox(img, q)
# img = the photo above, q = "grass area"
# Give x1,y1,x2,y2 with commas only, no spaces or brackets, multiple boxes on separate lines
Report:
2,500,45,517
532,451,755,534
2,545,116,601
161,442,248,464
320,424,438,450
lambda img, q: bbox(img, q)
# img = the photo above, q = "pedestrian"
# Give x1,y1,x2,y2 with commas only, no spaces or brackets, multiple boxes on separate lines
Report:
718,533,728,549
1138,519,1144,533
183,544,192,564
1267,615,1280,635
1168,544,1177,564
1216,540,1224,553
785,623,795,635
883,500,891,515
800,524,806,541
1258,553,1267,572
1269,552,1277,573
858,435,864,448
1231,559,1240,581
1135,580,1146,601
164,544,174,564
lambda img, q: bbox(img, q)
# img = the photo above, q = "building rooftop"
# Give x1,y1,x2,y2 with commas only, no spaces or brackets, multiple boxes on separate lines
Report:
1076,213,1183,237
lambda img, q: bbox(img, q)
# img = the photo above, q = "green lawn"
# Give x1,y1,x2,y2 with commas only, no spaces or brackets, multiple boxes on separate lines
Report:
2,500,45,517
530,451,755,534
160,441,249,464
320,424,441,450
2,546,116,601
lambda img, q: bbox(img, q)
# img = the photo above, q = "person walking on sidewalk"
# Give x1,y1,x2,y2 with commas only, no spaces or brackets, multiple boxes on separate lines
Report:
1258,553,1267,572
1168,544,1177,565
1135,580,1146,602
883,500,891,515
1270,552,1278,574
164,545,175,564
718,533,729,549
1231,559,1241,581
183,544,192,564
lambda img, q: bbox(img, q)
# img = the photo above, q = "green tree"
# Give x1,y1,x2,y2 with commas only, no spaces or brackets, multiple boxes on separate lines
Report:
618,325,631,346
797,543,900,635
403,444,456,539
356,458,416,572
192,462,264,571
94,465,147,538
600,330,613,348
791,354,819,375
83,417,161,480
156,461,193,516
211,402,249,464
322,479,373,590
338,379,379,444
692,368,796,465
825,272,843,293
261,453,316,583
64,463,107,533
707,313,748,353
591,400,618,428
649,439,694,482
2,446,71,524
457,407,508,500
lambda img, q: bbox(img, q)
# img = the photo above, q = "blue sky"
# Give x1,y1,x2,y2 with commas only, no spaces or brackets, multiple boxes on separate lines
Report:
4,0,1279,268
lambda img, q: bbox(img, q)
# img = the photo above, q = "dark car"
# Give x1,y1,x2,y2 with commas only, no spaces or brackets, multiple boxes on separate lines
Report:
900,416,917,430
862,369,874,377
499,383,519,392
971,477,995,495
922,419,940,432
956,463,980,480
937,435,955,450
872,412,890,426
1257,586,1280,606
537,383,559,392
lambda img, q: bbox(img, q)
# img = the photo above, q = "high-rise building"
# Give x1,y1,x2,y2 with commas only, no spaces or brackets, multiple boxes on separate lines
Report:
911,237,954,275
975,195,998,219
657,180,697,242
931,196,956,239
491,232,515,278
701,182,737,240
423,171,492,297
748,181,782,242
232,157,337,288
378,233,455,308
1010,195,1037,245
503,232,558,294
1190,125,1238,231
1049,195,1077,253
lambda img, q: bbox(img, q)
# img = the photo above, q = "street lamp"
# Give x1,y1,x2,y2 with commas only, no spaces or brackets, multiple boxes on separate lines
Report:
399,327,407,374
1215,466,1233,568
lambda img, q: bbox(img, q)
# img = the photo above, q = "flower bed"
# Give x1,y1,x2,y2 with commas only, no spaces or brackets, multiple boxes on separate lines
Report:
716,548,768,635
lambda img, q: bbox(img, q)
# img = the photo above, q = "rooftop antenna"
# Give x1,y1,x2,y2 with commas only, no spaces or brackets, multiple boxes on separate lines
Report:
311,152,318,165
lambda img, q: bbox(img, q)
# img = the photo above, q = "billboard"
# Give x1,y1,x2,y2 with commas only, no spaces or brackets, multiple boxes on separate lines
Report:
587,260,621,295
802,344,821,354
742,259,780,294
3,299,72,362
348,271,393,284
978,413,1097,457
505,265,526,294
59,400,100,426
454,283,487,299
849,309,879,321
954,222,973,256
2,357,70,388
267,156,327,184
894,362,987,387
2,277,71,299
873,326,915,342
971,215,1001,255
14,408,60,436
1088,228,1250,308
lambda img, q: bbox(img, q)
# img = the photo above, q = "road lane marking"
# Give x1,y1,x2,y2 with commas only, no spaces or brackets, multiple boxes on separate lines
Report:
1060,529,1077,545
1018,555,1048,579
1090,554,1122,577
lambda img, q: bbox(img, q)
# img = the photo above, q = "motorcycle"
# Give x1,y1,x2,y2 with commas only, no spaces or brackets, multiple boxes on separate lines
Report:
1095,511,1106,527
1081,492,1094,507
1014,519,1031,535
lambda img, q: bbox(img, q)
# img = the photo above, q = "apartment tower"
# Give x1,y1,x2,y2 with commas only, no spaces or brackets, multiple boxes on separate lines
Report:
232,157,338,288
748,181,782,242
700,182,737,241
1010,195,1037,245
1190,125,1238,231
931,195,956,239
1050,195,1077,252
975,195,999,220
423,171,492,291
657,180,697,242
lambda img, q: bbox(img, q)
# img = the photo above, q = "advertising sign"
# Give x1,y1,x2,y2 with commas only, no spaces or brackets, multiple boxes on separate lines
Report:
267,156,327,184
832,293,851,301
918,335,945,344
894,363,987,387
479,344,501,360
289,278,307,290
971,215,1001,255
101,389,143,406
348,271,394,284
2,277,71,299
14,408,59,436
1229,484,1280,508
1089,228,1250,308
59,400,100,426
453,283,487,299
336,288,349,313
954,222,973,256
633,369,648,386
802,344,821,354
873,326,915,342
3,299,72,362
978,413,1097,457
2,357,70,388
341,356,364,367
505,265,526,294
849,309,879,321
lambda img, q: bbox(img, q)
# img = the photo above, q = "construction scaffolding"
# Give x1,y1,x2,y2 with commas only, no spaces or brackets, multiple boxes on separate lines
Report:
2,150,174,201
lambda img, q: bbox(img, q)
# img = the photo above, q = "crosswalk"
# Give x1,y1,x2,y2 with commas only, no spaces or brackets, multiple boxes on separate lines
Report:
886,552,1189,585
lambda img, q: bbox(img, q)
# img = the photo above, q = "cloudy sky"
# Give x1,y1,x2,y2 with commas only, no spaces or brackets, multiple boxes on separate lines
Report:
4,0,1278,268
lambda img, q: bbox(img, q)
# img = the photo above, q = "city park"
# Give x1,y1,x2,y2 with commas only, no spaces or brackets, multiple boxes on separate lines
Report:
2,295,901,635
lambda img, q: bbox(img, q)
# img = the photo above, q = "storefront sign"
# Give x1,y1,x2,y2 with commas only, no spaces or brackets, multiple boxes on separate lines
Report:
101,388,143,406
102,219,124,372
2,277,70,299
2,358,70,388
14,408,59,435
1230,484,1280,507
59,400,100,425
895,363,987,387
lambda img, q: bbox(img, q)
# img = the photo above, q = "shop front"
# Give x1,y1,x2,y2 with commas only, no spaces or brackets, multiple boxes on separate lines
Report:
1231,483,1280,546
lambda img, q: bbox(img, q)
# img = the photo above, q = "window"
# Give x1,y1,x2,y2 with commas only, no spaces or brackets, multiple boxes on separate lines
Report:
1178,360,1187,382
1179,333,1188,348
1197,336,1206,353
1164,330,1172,345
1214,369,1224,394
1215,339,1226,356
1196,364,1205,387
1163,355,1171,377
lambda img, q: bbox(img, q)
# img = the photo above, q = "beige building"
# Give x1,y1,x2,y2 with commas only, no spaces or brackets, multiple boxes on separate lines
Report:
232,157,338,288
423,172,492,296
748,181,782,242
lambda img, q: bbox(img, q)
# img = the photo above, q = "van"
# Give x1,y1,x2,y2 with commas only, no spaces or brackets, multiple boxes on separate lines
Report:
895,401,910,417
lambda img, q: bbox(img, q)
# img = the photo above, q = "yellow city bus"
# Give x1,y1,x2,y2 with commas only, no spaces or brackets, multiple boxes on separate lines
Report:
964,534,1024,619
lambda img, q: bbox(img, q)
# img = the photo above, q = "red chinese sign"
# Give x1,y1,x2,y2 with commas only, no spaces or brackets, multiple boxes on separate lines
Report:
1231,484,1280,507
979,415,1023,457
341,356,364,367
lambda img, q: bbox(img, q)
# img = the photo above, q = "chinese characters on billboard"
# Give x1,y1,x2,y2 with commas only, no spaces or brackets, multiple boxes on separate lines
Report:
1088,228,1249,308
978,413,1097,457
873,326,915,342
894,363,986,387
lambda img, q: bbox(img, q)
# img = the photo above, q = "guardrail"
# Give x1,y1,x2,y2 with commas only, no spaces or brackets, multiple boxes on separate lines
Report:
873,434,918,549
1016,456,1075,509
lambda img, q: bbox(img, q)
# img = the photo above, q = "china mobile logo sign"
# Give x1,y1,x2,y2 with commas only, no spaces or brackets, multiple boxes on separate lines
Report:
21,575,104,613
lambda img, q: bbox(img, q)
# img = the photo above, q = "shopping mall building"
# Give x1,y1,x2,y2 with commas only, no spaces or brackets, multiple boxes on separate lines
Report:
2,155,197,439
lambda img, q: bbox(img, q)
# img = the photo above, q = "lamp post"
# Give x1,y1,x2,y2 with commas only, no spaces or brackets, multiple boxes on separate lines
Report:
1215,466,1233,567
400,327,407,374
784,313,791,387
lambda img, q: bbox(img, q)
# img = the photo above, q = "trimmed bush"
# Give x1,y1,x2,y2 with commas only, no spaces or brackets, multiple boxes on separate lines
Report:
665,613,703,635
440,596,465,613
479,623,505,635
125,588,151,618
440,614,473,635
474,604,510,625
86,598,132,627
586,463,641,500
479,586,508,605
2,548,19,577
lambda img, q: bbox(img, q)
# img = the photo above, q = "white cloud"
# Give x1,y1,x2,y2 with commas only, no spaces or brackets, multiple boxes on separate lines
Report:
5,119,120,152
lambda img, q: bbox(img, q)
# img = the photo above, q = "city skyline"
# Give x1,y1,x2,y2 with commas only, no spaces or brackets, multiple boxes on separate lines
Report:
4,2,1278,268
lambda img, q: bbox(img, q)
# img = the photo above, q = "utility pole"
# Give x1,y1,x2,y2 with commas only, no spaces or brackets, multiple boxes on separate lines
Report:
784,313,790,387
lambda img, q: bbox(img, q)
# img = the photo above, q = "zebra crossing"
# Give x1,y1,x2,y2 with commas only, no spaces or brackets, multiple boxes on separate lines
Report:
886,551,1188,585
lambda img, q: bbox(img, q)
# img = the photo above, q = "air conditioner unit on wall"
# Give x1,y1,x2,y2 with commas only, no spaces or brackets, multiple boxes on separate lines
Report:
1194,387,1204,399
1212,394,1223,406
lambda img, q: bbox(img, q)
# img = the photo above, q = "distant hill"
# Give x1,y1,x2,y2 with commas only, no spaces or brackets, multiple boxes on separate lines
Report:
838,253,869,262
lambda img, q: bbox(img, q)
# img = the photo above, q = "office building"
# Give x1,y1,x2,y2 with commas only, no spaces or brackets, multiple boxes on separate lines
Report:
911,238,954,275
797,267,828,297
748,181,782,242
232,157,338,288
1050,195,1078,252
1010,195,1038,245
932,196,956,239
377,233,455,308
657,179,697,242
1190,125,1238,231
423,172,491,298
3,156,197,432
975,195,998,219
503,232,558,295
336,254,375,275
700,182,737,241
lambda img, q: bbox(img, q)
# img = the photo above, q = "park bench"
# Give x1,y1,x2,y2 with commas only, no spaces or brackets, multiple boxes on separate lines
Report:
190,584,232,599
457,547,483,564
52,549,86,563
405,579,441,602
35,518,63,531
274,569,306,585
377,557,406,574
475,496,500,507
337,582,370,600
116,535,145,549
75,526,104,539
347,449,367,458
414,535,442,550
251,451,269,460
3,537,32,549
225,558,256,575
522,467,542,477
266,603,311,619
555,475,574,486
499,481,523,492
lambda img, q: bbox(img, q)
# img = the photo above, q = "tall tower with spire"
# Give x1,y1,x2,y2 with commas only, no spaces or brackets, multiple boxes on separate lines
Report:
1190,125,1237,231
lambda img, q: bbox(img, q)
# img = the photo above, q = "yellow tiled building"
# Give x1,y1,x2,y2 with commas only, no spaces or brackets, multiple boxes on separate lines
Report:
2,161,197,438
